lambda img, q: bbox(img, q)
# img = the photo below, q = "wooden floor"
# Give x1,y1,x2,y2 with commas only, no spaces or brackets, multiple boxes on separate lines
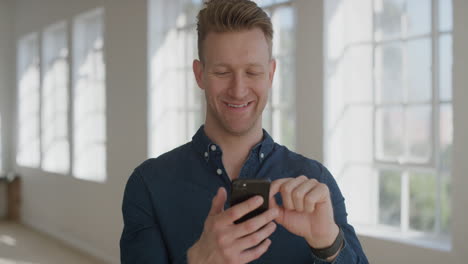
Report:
0,221,105,264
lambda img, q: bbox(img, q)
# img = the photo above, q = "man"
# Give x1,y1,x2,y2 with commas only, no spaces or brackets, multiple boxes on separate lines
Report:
120,0,368,263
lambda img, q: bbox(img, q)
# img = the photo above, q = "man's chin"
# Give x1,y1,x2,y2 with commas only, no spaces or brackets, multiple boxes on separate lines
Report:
222,121,259,137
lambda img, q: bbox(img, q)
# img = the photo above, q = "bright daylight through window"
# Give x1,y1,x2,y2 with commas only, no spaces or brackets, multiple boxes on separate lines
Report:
16,33,40,168
42,21,70,174
325,0,453,248
73,8,106,182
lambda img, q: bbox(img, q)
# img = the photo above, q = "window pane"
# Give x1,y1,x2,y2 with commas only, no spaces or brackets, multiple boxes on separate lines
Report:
409,172,436,232
375,43,403,103
439,104,452,172
269,5,296,150
439,0,453,32
272,6,295,55
42,22,70,174
374,0,405,41
272,5,295,107
73,8,106,182
254,0,276,7
17,33,40,168
439,34,452,101
280,109,295,150
344,45,373,104
344,0,373,44
262,103,272,132
376,106,404,160
379,170,401,227
406,0,431,37
149,1,203,158
275,55,295,106
407,38,431,103
405,105,431,162
440,172,451,234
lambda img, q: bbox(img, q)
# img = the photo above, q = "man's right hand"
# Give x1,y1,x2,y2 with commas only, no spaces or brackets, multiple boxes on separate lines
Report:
187,187,279,264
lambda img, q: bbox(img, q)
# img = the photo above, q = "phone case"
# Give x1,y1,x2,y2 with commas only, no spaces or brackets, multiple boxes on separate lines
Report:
230,179,271,224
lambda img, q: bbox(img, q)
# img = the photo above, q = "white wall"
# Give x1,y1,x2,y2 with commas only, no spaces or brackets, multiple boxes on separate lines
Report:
0,0,14,218
10,0,148,263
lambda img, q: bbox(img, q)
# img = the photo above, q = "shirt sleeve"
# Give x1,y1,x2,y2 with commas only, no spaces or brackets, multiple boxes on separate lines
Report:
311,163,369,264
120,168,175,264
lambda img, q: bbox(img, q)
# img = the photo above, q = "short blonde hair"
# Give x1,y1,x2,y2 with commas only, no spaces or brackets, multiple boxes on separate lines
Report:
196,0,273,63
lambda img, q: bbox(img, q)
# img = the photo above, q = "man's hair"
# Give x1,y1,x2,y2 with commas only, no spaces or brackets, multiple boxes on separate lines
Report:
196,0,273,63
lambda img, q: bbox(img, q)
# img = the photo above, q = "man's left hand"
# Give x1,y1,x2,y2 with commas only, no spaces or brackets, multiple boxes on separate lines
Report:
269,176,340,251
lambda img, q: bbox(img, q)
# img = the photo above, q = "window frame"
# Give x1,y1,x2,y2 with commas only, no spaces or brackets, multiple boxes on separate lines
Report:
371,0,453,237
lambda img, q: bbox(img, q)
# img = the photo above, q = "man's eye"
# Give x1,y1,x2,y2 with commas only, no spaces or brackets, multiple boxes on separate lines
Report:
247,72,262,76
215,72,229,75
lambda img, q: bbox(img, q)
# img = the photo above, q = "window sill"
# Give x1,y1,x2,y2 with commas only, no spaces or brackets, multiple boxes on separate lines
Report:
355,224,451,252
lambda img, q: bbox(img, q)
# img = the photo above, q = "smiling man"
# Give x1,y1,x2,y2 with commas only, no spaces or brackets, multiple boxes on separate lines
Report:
120,0,368,263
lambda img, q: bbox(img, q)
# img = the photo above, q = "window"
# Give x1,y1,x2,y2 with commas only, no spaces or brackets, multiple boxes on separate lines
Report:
73,8,106,182
148,0,204,158
148,0,297,158
325,0,453,246
17,33,41,168
259,0,297,150
42,22,70,174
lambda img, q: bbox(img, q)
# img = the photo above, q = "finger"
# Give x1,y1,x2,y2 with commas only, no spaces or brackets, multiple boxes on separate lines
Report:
269,178,290,199
280,176,308,210
304,183,330,214
292,178,319,212
208,187,227,216
236,221,276,252
233,207,279,238
222,195,264,225
269,192,280,210
239,238,272,263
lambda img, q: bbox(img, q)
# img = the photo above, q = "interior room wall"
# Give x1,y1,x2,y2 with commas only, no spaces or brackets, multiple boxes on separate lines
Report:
0,0,14,219
11,0,148,262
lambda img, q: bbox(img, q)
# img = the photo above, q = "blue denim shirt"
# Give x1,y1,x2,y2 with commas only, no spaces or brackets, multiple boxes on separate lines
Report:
120,126,368,263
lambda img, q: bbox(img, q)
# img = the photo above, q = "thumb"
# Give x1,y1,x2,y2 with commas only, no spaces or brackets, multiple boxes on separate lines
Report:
208,187,227,216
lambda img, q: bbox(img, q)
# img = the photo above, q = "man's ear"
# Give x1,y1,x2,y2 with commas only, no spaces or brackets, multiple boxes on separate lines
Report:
268,58,276,85
193,59,205,90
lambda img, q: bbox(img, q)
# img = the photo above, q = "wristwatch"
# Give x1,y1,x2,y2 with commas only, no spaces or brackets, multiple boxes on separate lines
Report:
310,227,344,260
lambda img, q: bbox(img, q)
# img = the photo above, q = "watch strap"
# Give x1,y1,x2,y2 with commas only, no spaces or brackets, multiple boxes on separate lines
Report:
310,227,344,260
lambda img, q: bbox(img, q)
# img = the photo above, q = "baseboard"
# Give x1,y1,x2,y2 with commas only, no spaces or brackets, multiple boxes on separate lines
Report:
21,218,119,264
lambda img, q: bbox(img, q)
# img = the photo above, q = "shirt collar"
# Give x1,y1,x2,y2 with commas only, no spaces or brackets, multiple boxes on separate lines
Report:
191,125,275,161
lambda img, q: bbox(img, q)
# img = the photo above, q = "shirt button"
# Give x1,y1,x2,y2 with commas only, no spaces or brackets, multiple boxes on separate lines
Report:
260,152,265,159
216,169,222,175
211,145,217,151
204,152,208,158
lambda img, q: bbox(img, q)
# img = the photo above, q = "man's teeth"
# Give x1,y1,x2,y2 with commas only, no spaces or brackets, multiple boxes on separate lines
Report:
228,103,248,108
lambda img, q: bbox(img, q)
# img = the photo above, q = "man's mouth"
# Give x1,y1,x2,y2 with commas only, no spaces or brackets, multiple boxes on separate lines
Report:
224,101,253,109
227,102,249,108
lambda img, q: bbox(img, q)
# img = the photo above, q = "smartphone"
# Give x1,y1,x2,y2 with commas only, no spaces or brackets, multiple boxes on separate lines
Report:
230,179,271,224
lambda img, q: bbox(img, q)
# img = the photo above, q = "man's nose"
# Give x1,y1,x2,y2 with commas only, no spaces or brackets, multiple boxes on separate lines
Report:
228,72,249,99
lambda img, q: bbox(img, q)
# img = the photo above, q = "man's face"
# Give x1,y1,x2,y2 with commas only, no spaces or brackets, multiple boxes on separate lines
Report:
193,28,276,136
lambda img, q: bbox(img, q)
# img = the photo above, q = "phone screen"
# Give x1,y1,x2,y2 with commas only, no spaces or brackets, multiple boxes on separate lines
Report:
229,179,270,224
